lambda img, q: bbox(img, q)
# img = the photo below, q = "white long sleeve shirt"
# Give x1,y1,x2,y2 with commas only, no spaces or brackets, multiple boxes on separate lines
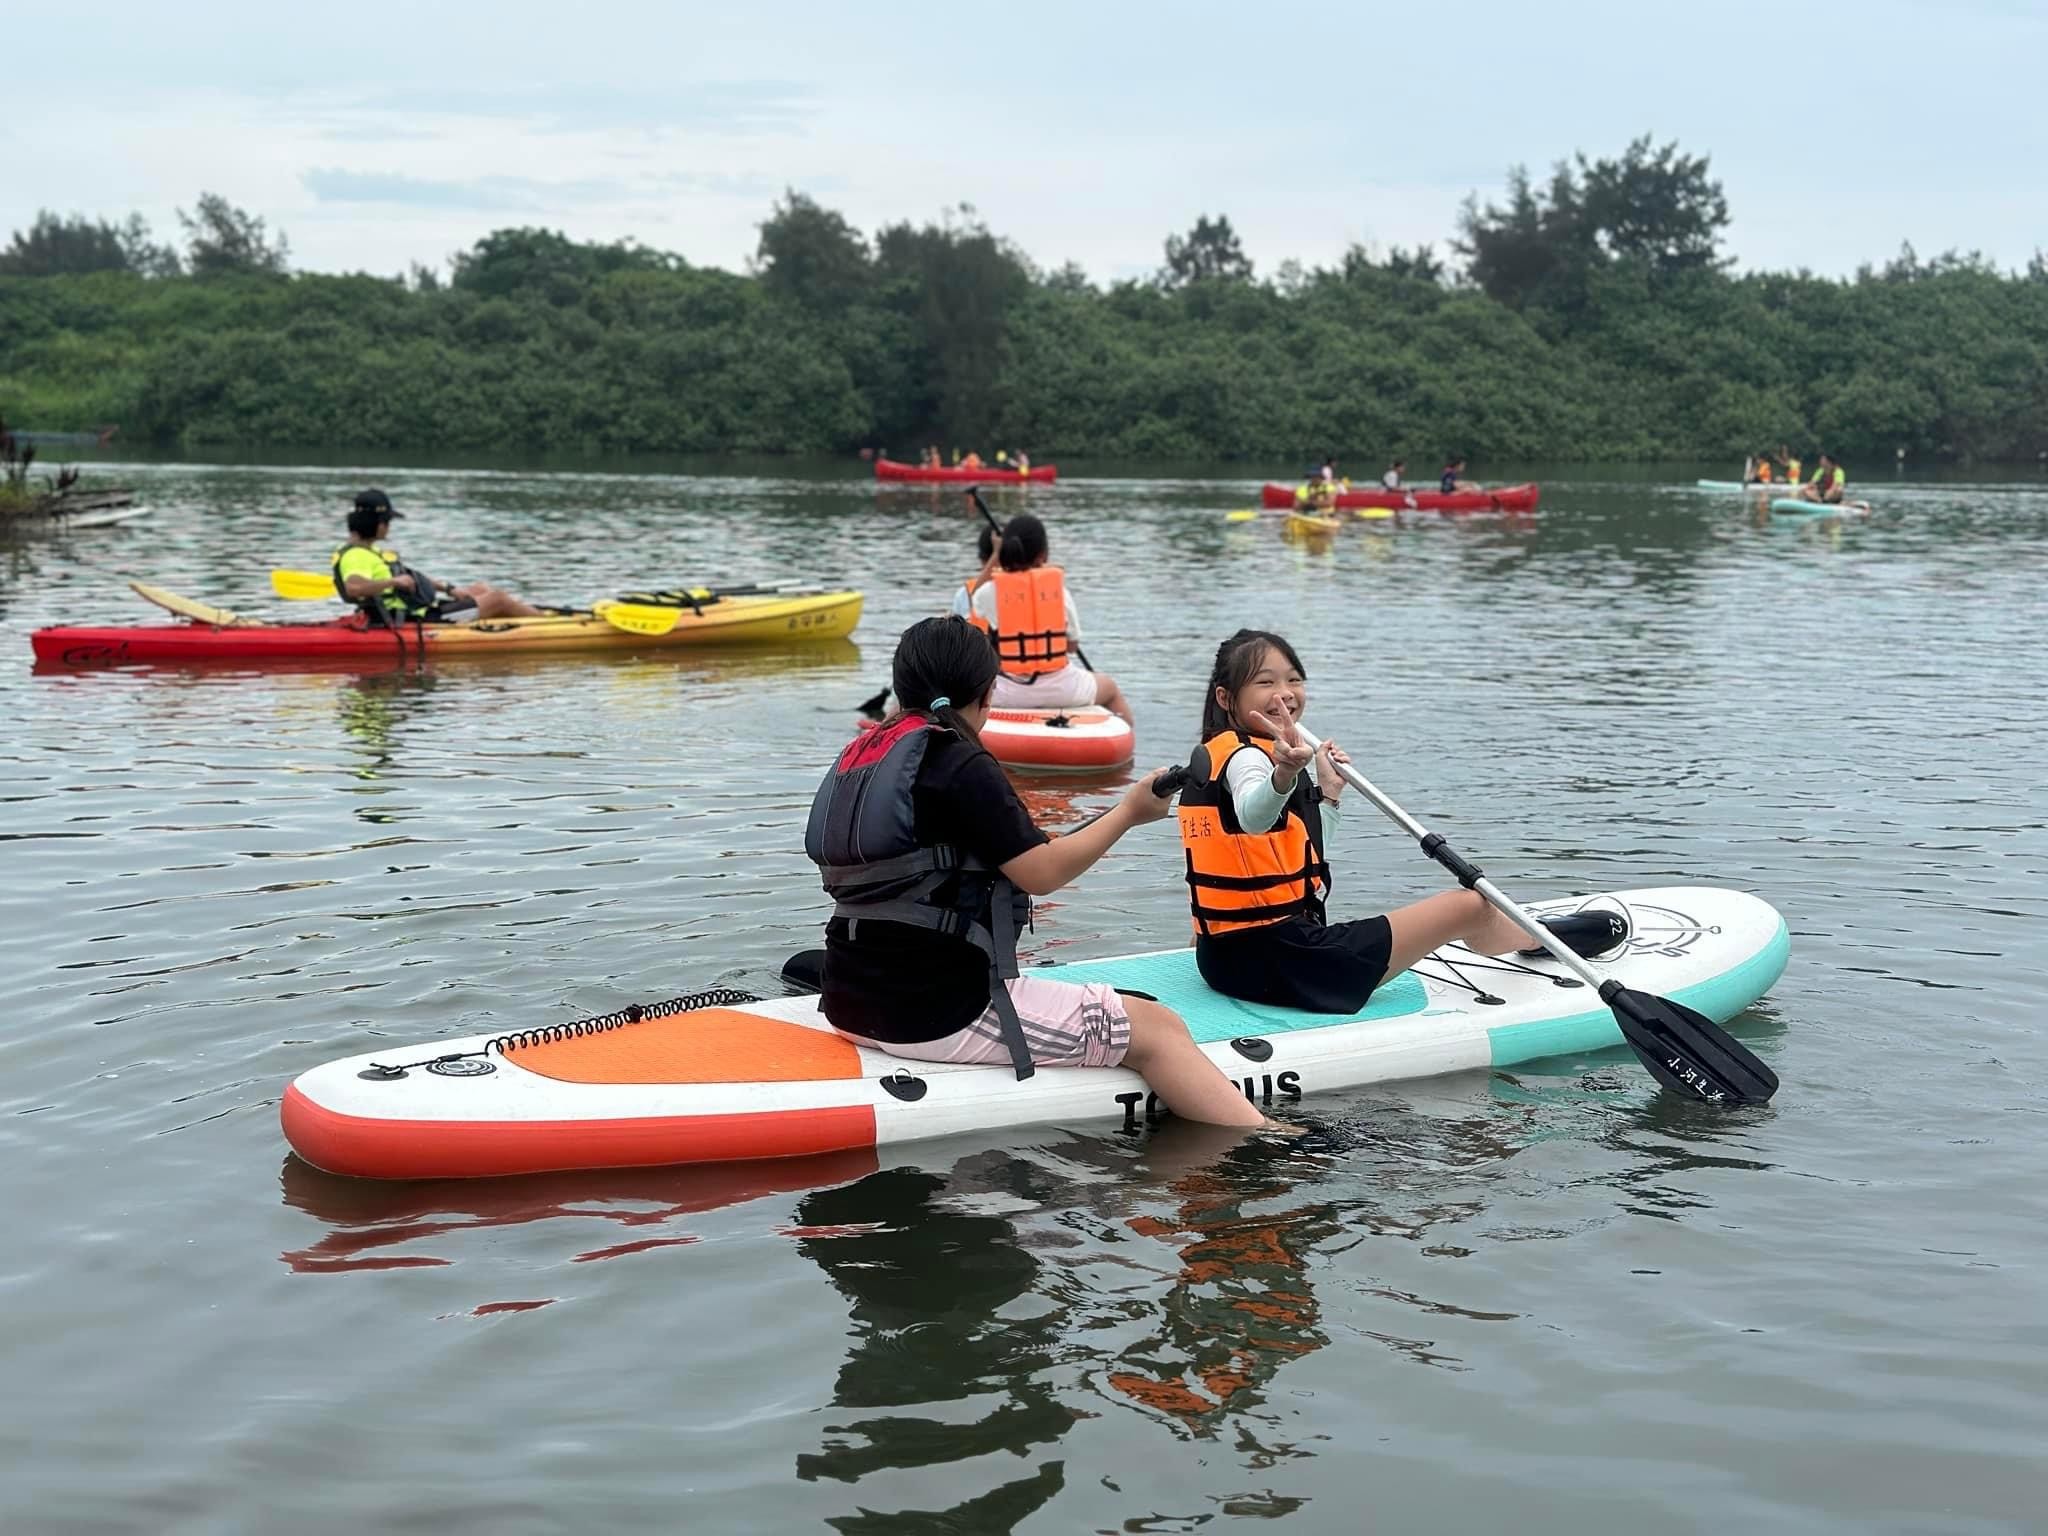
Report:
1221,743,1341,837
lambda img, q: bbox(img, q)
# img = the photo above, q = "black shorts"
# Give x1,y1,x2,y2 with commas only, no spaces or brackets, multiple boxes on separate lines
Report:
1195,914,1394,1015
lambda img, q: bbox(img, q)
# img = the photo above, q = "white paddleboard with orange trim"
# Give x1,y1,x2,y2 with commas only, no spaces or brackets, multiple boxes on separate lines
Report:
281,887,1789,1181
979,706,1135,770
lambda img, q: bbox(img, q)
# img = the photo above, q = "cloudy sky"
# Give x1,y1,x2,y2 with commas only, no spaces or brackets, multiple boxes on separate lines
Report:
4,0,2040,284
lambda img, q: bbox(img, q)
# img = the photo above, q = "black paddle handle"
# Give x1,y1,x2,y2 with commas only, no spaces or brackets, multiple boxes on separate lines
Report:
1419,832,1484,889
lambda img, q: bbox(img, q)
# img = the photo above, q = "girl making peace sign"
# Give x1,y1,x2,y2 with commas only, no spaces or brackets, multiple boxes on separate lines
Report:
1175,629,1624,1013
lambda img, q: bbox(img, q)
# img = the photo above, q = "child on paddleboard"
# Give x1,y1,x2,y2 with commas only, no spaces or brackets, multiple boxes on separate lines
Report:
807,617,1266,1128
1178,629,1625,1013
968,514,1134,726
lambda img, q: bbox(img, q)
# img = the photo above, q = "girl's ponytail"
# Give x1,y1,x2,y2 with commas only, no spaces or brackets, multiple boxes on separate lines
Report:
891,615,999,744
996,513,1049,573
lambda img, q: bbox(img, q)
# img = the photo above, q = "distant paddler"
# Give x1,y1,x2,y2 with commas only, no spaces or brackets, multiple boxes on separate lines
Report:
1293,460,1339,513
1440,456,1484,494
1795,453,1848,505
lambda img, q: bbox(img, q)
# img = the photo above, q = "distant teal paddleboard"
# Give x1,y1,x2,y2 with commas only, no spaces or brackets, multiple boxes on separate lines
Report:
1771,497,1871,516
1696,479,1778,492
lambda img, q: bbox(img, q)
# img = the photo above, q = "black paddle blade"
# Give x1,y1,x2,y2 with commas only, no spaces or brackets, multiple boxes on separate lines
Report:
780,949,825,994
1604,984,1780,1105
857,685,890,718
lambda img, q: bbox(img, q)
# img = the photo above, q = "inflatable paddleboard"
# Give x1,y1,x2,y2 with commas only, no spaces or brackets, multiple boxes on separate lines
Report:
1695,480,1777,493
981,706,1134,770
1770,497,1869,516
281,886,1790,1180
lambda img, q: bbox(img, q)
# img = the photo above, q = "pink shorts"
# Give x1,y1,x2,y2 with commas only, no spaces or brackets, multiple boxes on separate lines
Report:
841,977,1131,1068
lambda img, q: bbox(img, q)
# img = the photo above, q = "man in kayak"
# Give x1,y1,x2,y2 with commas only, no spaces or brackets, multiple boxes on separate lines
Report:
1796,454,1847,504
1441,457,1484,494
1380,459,1406,490
333,489,543,625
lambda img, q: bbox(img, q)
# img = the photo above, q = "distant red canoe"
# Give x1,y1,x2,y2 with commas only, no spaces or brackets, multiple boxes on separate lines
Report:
875,458,1057,484
1260,482,1541,513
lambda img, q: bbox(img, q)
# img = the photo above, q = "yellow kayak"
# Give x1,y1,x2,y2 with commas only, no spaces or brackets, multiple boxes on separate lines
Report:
1284,511,1343,538
32,585,863,666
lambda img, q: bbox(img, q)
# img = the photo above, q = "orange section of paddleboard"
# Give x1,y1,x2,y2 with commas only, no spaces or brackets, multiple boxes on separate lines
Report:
281,1084,878,1179
502,1008,863,1086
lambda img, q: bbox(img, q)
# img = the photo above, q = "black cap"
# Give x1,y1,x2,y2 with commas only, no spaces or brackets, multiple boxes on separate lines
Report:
352,488,400,518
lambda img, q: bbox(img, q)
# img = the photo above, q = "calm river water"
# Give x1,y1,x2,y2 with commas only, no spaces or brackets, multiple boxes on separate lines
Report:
3,464,2042,1534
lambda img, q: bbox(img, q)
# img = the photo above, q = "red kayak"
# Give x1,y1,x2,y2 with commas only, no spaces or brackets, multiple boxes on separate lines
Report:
875,458,1057,484
1260,482,1541,513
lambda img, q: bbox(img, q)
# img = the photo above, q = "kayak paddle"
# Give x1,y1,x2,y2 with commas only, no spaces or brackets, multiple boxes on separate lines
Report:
277,569,823,606
271,568,339,600
1290,721,1780,1106
592,600,685,635
965,486,1097,672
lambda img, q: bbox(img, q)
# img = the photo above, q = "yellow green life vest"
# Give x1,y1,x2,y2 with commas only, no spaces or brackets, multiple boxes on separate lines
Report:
332,543,428,623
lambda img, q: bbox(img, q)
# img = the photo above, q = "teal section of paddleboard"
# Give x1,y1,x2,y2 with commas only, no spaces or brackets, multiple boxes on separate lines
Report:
1485,918,1792,1067
1034,948,1428,1044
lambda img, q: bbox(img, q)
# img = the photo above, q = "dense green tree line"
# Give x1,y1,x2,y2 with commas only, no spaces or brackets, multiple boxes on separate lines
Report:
3,146,2045,465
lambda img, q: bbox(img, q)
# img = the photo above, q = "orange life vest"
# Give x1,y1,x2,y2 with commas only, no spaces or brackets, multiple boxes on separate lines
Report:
1176,732,1330,936
990,567,1068,677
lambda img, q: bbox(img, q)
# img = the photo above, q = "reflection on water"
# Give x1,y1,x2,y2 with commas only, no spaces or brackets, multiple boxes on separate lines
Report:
277,1148,882,1277
795,1162,1077,1531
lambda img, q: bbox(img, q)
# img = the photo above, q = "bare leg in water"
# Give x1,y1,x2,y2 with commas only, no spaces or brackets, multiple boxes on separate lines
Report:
1123,996,1264,1128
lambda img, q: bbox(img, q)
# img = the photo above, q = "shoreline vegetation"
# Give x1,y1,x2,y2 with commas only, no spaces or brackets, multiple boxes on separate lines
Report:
0,416,134,520
3,141,2045,467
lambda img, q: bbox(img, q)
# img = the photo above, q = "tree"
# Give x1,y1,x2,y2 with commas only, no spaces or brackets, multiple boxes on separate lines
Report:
1336,242,1446,286
1043,260,1094,295
177,193,290,278
1576,136,1729,276
1,211,127,276
1455,164,1583,311
874,205,1033,442
1457,138,1727,313
1162,214,1253,287
119,214,183,278
1383,244,1446,284
0,211,179,277
755,190,871,312
449,227,680,300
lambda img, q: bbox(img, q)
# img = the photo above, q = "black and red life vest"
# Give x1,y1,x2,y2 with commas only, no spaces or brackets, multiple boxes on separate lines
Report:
804,714,1037,1078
